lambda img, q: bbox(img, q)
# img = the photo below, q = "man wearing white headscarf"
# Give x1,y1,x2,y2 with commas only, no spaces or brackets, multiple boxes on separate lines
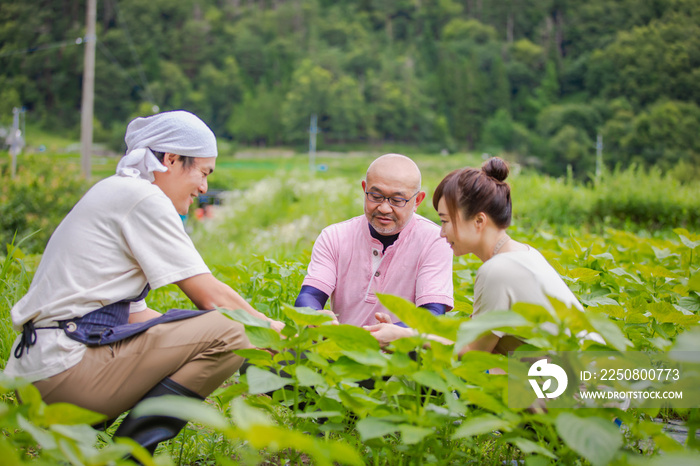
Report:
5,110,283,456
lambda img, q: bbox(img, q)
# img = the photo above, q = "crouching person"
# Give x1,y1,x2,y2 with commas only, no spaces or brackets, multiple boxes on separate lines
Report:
4,110,284,455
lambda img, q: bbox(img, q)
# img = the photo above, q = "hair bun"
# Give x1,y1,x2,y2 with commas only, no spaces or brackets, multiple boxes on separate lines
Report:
481,157,509,182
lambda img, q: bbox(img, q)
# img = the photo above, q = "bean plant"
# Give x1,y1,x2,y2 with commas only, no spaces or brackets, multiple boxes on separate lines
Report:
1,156,699,465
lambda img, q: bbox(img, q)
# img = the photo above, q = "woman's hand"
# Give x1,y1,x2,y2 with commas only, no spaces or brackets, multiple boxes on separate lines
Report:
364,322,416,347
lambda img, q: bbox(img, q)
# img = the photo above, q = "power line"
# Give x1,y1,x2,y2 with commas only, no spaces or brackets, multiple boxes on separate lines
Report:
1,36,151,94
0,37,84,58
96,40,142,90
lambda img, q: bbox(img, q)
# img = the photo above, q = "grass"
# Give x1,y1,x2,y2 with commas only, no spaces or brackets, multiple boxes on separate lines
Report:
1,144,700,465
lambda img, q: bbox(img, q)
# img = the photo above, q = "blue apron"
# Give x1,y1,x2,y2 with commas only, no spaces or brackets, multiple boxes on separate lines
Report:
14,285,210,358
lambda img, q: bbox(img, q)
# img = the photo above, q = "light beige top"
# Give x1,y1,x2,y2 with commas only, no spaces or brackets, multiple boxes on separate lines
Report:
472,247,584,355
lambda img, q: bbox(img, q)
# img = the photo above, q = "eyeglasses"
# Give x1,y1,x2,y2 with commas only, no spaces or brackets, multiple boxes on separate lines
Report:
365,191,419,207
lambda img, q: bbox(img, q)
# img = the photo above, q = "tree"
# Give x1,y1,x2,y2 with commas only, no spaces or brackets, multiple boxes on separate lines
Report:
227,86,285,145
481,109,531,156
620,100,700,169
437,19,510,148
281,59,333,143
586,11,700,108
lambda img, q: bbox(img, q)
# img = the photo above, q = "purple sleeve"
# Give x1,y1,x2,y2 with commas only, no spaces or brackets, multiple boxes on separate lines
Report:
394,302,447,328
294,285,329,310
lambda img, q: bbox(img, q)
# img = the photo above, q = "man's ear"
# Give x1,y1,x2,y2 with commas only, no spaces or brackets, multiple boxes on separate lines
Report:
163,152,178,168
414,191,426,210
361,180,367,192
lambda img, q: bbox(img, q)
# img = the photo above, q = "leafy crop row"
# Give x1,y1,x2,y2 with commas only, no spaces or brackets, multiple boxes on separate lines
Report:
1,158,699,465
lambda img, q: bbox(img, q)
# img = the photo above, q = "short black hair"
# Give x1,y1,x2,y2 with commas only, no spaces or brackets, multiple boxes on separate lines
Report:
150,149,196,169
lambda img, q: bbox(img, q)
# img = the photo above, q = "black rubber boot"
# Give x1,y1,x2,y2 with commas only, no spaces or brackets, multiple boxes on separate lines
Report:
113,377,204,455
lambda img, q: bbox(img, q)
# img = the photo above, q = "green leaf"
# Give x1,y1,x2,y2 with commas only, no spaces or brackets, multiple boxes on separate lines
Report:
242,423,364,466
678,235,700,249
636,264,676,279
591,304,626,319
580,296,620,307
219,308,272,328
453,351,507,378
337,389,383,415
555,413,622,466
398,424,434,444
452,414,512,438
0,437,22,465
134,396,230,430
314,324,380,351
461,389,506,412
295,365,326,387
245,366,290,395
17,414,57,450
648,302,699,324
652,246,676,260
377,293,462,340
562,267,601,284
689,273,700,292
234,348,273,366
635,453,700,466
608,267,643,284
511,302,556,324
42,402,106,426
587,312,632,351
340,348,389,367
669,328,700,361
409,370,449,393
280,303,335,326
454,311,530,353
295,411,343,419
243,326,283,348
592,252,615,262
677,296,700,313
508,437,557,459
327,356,377,381
230,397,273,429
356,417,398,441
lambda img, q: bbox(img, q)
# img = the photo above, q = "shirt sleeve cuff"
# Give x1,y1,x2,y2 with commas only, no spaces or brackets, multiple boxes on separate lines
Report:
301,277,335,298
415,294,454,310
129,300,147,313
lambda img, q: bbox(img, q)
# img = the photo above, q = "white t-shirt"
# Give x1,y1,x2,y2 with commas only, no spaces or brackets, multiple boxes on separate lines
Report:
4,175,209,382
472,247,586,354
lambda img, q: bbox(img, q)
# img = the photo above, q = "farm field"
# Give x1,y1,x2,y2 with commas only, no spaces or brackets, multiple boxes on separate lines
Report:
1,151,700,465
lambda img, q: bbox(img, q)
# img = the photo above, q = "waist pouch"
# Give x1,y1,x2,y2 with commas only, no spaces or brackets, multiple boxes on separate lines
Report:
59,306,210,346
14,285,211,357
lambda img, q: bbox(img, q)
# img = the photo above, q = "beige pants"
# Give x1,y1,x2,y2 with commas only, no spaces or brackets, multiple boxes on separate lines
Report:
33,311,251,419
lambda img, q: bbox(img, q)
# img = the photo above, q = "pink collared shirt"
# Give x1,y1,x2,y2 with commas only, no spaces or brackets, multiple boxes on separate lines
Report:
302,214,454,327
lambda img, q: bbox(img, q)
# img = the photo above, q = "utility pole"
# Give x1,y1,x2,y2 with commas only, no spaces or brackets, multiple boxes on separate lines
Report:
8,107,25,178
80,0,96,179
595,132,603,184
308,113,318,172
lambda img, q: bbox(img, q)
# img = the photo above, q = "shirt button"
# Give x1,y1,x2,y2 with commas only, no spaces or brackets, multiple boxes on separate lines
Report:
374,271,381,277
373,250,379,256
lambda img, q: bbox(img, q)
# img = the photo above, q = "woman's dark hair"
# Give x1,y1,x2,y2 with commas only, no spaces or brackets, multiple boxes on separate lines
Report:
150,149,196,169
432,157,512,229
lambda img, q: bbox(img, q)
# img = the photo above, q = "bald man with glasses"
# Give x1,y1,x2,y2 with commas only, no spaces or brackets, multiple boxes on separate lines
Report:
295,153,454,328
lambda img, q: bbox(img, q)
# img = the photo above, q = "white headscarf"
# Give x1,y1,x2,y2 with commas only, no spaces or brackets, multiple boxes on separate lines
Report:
117,110,218,181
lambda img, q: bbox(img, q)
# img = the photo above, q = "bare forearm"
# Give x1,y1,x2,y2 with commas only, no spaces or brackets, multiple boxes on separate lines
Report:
177,273,281,326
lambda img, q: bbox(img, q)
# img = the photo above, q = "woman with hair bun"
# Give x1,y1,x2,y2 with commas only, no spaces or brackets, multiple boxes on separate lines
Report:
366,157,590,355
